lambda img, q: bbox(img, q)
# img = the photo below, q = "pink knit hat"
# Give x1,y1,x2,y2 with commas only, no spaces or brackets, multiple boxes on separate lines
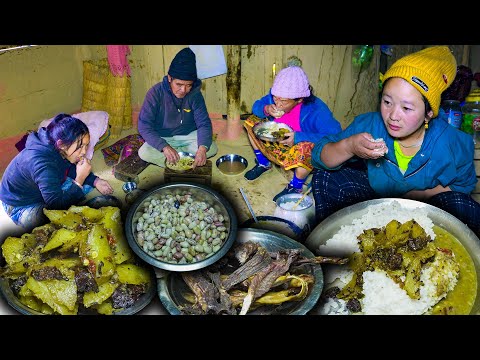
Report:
271,66,311,99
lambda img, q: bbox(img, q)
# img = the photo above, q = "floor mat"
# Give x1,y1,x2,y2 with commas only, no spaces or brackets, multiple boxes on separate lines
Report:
101,133,145,167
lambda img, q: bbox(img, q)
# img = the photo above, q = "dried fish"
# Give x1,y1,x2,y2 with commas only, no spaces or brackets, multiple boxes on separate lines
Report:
181,272,220,313
221,246,272,291
207,271,236,315
292,255,349,266
181,243,331,315
234,241,259,265
239,249,301,315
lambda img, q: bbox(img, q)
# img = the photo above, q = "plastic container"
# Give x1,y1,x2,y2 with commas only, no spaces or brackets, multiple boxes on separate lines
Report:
274,193,315,234
461,89,480,148
439,99,462,129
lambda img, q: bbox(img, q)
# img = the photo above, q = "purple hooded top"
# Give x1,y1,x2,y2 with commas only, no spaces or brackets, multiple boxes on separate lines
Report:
138,76,213,151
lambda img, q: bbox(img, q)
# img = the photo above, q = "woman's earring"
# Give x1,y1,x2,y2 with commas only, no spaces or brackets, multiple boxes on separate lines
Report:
425,119,429,130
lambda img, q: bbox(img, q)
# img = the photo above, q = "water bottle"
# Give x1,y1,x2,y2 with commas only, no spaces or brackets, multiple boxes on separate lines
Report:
440,99,462,129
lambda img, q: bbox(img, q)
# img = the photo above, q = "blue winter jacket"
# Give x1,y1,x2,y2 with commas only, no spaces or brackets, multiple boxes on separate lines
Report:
311,112,478,197
252,92,342,144
138,76,213,151
0,128,97,209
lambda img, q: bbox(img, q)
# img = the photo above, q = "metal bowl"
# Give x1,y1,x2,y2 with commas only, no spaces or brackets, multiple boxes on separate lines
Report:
82,195,123,209
252,121,293,142
158,228,324,315
305,198,480,315
164,152,195,172
123,181,138,193
125,182,238,272
0,261,157,315
216,154,248,175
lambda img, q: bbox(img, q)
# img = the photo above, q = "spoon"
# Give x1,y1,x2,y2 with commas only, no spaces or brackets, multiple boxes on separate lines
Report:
239,188,258,223
292,187,312,210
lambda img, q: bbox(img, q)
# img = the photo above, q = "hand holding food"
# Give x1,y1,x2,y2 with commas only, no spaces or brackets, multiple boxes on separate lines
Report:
76,157,91,182
349,133,388,159
193,146,207,168
369,137,389,156
162,145,180,164
265,104,285,118
278,131,295,147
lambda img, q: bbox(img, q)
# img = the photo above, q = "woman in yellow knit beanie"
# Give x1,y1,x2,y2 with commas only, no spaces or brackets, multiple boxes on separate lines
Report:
311,46,480,237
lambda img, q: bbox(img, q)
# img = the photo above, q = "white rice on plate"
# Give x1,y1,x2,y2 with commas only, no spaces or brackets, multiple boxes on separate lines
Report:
316,200,459,315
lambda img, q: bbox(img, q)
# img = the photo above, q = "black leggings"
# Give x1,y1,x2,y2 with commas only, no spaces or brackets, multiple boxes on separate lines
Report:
311,165,480,238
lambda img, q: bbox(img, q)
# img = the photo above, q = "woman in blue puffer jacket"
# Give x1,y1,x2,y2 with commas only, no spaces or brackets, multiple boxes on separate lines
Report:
0,114,113,234
311,46,480,237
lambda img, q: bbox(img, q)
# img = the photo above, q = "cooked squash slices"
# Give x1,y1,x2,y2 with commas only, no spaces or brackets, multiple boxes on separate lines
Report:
0,206,152,315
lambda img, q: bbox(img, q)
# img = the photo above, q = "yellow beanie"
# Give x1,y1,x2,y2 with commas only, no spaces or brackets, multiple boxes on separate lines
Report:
382,46,457,117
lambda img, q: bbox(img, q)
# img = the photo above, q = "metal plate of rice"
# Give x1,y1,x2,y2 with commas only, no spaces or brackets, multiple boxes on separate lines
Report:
305,198,480,315
158,228,324,315
252,121,293,142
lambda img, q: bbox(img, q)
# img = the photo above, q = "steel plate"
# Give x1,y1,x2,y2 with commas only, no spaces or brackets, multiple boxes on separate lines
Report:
157,228,324,315
164,152,195,172
82,195,123,209
0,262,157,315
216,154,248,175
252,121,293,142
305,198,480,315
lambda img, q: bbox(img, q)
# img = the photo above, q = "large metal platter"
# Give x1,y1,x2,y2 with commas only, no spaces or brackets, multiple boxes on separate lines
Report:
252,121,293,142
158,228,324,315
304,198,480,315
0,262,157,315
125,183,238,272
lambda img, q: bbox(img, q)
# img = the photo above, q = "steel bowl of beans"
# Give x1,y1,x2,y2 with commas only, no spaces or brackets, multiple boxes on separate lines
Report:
125,182,238,271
